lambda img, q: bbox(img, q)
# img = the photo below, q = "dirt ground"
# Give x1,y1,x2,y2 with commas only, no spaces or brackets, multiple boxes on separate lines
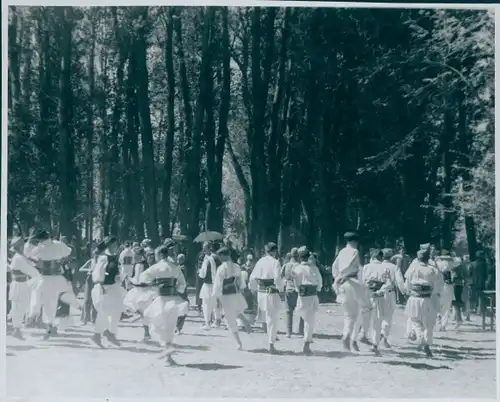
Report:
6,300,497,398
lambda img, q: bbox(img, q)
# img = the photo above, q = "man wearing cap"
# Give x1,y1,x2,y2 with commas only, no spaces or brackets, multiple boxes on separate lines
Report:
380,248,404,347
291,246,323,355
9,237,42,340
198,241,220,330
90,236,126,347
281,248,305,338
404,249,443,358
140,245,187,364
435,249,462,331
249,242,283,354
27,229,81,340
361,249,393,354
331,232,372,351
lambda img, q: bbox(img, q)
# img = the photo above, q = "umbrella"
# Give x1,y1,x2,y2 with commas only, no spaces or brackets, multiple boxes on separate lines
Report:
172,234,188,242
193,231,224,243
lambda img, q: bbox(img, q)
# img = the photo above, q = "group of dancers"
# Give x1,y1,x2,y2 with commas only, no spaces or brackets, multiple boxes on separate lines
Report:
7,229,466,363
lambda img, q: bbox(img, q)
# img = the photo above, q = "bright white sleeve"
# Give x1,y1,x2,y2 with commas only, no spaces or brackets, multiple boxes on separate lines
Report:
11,255,41,278
92,255,108,283
274,261,284,292
176,268,187,294
139,264,160,284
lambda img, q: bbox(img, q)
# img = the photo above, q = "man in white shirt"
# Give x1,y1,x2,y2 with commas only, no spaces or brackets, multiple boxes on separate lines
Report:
249,242,283,354
332,232,372,351
9,237,42,340
198,242,220,329
91,236,126,347
119,241,135,283
28,229,81,340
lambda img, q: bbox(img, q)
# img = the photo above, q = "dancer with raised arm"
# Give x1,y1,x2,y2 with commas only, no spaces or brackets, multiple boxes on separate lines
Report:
29,229,81,340
90,236,126,347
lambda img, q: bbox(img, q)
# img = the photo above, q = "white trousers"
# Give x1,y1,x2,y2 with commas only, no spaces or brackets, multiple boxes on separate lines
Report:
201,292,222,325
92,283,125,335
382,292,396,338
144,296,179,344
37,276,79,325
9,282,32,328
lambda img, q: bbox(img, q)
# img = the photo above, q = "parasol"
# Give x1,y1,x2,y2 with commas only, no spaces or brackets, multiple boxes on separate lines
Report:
172,234,188,242
193,231,224,243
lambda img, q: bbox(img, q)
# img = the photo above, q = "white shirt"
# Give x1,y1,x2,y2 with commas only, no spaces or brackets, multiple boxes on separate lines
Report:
30,239,72,261
249,255,283,292
10,252,41,278
362,260,392,295
92,251,119,284
212,261,243,297
332,244,362,280
119,247,135,277
139,259,186,294
292,262,323,292
199,253,217,281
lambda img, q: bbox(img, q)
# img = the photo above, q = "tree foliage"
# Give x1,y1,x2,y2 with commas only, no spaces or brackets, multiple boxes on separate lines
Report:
7,6,494,263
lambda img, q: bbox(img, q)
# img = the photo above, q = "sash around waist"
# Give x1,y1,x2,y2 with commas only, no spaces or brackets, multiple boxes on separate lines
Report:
298,284,318,297
409,283,433,298
257,278,279,293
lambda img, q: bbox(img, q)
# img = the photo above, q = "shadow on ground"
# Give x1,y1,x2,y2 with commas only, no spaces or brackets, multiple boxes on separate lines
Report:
375,360,451,371
246,348,351,359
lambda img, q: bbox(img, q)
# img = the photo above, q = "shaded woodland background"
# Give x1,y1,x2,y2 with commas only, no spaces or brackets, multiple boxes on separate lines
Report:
7,6,495,264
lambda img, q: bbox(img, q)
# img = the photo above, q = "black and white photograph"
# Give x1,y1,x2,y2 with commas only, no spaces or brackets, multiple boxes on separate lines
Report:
3,2,497,399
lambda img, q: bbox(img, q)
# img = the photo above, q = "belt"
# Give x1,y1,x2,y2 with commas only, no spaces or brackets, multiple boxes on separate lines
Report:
258,287,280,294
299,285,317,297
12,277,28,283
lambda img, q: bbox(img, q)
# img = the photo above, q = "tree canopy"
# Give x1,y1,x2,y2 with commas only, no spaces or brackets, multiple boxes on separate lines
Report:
7,6,495,264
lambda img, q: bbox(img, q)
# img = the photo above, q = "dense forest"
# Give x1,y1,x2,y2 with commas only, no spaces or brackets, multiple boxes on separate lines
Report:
7,6,495,264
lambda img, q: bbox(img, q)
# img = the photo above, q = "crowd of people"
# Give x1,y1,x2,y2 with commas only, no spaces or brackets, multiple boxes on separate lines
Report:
6,228,495,364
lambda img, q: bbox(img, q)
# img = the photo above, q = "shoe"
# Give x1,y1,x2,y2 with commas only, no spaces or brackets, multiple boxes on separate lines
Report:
342,336,351,351
352,341,360,352
42,325,55,340
90,333,104,347
12,328,25,341
237,343,243,351
423,345,433,358
269,344,278,354
370,345,380,355
142,335,152,343
382,336,391,349
201,324,211,331
103,330,121,347
359,336,371,345
211,322,221,329
303,342,313,356
286,333,292,338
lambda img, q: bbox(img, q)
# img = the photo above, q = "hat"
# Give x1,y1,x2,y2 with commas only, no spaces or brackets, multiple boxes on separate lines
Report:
298,246,310,260
217,247,231,256
104,236,118,248
95,240,107,253
382,248,393,260
344,232,359,241
10,236,24,249
265,242,278,253
141,239,151,247
132,242,140,248
290,247,299,258
370,248,383,259
32,229,49,241
164,238,176,249
419,243,431,250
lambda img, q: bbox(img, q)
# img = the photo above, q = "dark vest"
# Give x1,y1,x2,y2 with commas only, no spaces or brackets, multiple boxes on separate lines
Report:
103,255,119,285
39,260,63,276
203,262,213,284
155,277,178,296
222,276,238,295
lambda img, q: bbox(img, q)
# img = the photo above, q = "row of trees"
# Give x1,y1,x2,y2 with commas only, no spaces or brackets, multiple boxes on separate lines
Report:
8,6,494,264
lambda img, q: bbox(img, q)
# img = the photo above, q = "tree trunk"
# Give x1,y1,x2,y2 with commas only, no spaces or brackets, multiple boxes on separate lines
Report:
135,7,159,244
161,8,176,238
57,7,76,240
